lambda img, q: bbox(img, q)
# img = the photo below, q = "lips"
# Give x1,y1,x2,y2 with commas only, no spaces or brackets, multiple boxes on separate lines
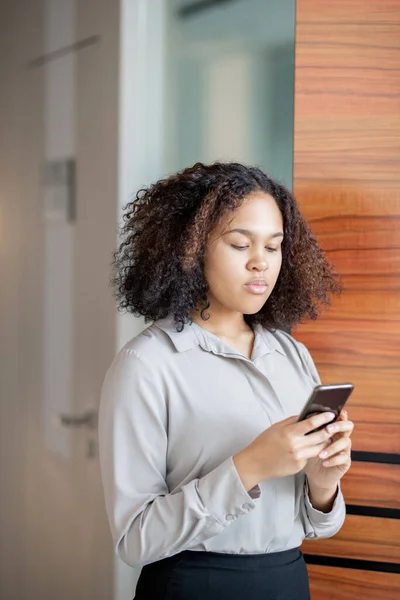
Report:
245,280,268,295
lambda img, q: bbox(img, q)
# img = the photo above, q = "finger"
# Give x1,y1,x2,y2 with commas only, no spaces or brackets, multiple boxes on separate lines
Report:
318,437,351,460
326,419,354,438
321,451,351,468
308,440,332,456
297,426,334,448
295,443,330,461
295,411,336,436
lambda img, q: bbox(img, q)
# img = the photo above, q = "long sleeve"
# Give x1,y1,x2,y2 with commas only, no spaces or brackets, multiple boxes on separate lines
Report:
98,348,260,568
302,479,346,539
296,340,347,539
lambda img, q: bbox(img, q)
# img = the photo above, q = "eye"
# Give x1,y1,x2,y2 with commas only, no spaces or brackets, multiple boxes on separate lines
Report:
231,245,249,251
266,247,278,252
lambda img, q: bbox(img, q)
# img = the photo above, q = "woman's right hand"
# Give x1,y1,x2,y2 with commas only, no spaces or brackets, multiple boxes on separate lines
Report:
233,412,336,491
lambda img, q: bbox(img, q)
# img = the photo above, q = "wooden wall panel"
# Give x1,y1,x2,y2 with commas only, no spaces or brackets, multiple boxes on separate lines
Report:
294,1,400,597
293,0,400,459
307,566,400,600
302,515,400,563
341,463,400,509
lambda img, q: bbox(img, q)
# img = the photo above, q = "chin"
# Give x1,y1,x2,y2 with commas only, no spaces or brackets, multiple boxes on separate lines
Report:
235,301,267,316
244,306,265,316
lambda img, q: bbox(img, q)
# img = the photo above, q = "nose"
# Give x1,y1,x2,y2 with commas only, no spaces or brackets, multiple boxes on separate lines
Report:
247,255,269,272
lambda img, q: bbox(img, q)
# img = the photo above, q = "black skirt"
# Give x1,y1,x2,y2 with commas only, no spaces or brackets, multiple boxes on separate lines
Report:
134,547,310,600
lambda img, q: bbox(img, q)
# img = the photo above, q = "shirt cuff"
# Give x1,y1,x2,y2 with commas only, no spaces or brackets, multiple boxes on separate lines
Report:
197,456,261,526
304,479,346,531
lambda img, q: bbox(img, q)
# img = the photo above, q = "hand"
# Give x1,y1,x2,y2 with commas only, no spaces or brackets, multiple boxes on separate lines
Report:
304,409,354,492
234,412,338,491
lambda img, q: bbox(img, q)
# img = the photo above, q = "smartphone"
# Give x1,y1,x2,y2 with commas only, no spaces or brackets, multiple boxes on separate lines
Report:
297,383,354,434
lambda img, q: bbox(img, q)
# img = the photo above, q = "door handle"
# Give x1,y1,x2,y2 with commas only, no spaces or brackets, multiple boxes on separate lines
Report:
58,409,97,430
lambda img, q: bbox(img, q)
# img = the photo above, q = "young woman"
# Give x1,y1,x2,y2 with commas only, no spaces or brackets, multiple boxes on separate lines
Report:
99,162,354,600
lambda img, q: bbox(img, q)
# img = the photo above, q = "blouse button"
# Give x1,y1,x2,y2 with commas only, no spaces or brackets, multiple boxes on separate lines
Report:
225,514,235,521
242,503,251,511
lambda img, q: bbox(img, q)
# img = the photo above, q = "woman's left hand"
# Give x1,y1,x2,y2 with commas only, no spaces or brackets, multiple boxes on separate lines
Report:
304,409,354,490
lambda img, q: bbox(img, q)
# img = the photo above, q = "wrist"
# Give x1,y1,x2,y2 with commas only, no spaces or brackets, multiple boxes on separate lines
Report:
233,448,264,492
306,477,338,512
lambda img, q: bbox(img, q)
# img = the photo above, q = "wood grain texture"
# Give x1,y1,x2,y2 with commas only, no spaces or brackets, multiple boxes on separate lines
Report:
293,0,400,456
294,1,400,595
340,462,400,509
302,515,400,563
307,565,400,600
296,0,400,23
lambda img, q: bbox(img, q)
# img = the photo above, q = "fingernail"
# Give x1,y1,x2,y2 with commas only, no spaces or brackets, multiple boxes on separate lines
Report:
325,412,335,421
327,424,335,432
319,451,328,458
322,461,330,467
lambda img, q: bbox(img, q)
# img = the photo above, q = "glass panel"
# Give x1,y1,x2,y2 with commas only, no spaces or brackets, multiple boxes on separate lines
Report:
164,0,296,189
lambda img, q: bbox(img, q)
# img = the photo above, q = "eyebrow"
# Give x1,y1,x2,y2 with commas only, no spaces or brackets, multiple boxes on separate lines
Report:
223,228,284,239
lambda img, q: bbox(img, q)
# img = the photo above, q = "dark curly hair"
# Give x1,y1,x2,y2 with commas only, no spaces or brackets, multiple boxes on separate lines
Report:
112,162,342,332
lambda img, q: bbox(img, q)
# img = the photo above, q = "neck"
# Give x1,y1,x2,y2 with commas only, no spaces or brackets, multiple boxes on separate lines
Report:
191,306,251,338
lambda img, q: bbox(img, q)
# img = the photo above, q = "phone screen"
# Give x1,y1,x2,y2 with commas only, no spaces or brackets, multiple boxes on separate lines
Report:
298,383,354,433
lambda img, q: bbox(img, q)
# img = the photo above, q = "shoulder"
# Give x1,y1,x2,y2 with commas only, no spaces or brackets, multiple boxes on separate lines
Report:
120,322,176,367
100,324,173,415
101,321,182,397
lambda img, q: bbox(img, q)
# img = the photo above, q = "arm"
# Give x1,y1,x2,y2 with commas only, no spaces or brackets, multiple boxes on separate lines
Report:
98,348,260,568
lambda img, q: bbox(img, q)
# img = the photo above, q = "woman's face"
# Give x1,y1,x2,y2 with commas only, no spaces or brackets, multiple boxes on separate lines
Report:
203,192,284,317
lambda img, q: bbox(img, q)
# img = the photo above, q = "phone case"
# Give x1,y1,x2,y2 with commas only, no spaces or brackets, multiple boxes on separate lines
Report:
298,383,354,433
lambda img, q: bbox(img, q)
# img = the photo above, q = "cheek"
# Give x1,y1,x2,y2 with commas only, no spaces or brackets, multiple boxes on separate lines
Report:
205,247,245,289
274,253,283,275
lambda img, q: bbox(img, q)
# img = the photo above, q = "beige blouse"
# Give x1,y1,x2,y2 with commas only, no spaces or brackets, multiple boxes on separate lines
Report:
98,316,345,568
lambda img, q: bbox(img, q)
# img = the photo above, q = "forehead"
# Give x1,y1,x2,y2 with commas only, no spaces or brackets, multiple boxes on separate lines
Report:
222,192,283,233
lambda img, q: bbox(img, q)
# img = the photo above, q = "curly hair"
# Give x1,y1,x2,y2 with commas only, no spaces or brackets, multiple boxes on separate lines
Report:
112,162,342,332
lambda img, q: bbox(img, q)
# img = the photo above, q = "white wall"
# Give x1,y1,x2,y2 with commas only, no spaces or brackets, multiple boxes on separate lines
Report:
0,0,119,597
0,3,30,592
0,4,46,596
0,1,166,598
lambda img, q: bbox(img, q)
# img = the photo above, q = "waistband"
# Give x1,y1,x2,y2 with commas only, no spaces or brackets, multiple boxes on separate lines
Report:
184,547,301,567
150,547,302,572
